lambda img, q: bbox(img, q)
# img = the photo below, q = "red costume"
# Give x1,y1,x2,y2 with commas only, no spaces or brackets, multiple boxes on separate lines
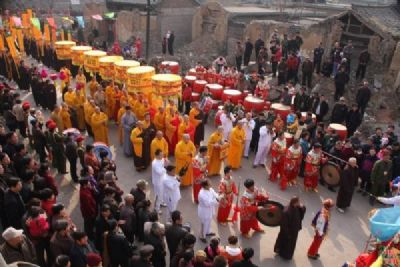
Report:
239,189,268,235
280,145,302,190
217,176,238,223
270,138,286,182
192,154,208,203
167,115,180,155
304,149,324,190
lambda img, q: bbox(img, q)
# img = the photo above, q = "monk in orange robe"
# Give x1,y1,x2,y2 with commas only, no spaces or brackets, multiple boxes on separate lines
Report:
153,106,166,133
178,115,195,142
165,109,180,155
105,81,116,120
175,134,196,186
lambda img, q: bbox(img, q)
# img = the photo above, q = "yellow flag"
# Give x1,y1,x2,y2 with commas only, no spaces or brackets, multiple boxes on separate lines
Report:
0,34,5,51
6,35,17,58
16,29,24,52
44,24,50,43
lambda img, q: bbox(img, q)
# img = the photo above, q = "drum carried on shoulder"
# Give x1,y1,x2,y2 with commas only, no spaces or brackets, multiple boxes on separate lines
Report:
320,161,341,187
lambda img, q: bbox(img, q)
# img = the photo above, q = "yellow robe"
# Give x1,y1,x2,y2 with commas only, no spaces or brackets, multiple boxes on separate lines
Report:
105,86,115,118
130,127,143,157
135,101,146,121
91,112,109,145
178,121,194,142
166,104,177,115
75,93,86,130
117,107,126,145
150,137,169,160
50,111,64,132
227,126,245,169
64,91,77,108
207,131,224,176
153,111,166,132
129,97,138,113
189,108,202,128
89,80,99,97
60,109,72,129
83,101,95,126
175,140,196,186
76,74,87,97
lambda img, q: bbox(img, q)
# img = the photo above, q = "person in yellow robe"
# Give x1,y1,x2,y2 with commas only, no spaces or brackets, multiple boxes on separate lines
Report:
50,105,64,132
113,86,124,121
207,126,227,176
153,106,166,133
64,87,77,108
117,101,128,145
178,115,195,142
134,95,146,121
84,98,96,137
105,81,116,120
91,107,109,145
128,93,138,113
74,88,86,130
175,134,196,186
75,69,87,97
189,102,204,146
60,103,72,129
227,121,246,169
130,121,144,171
150,130,169,160
60,66,71,90
166,99,177,115
88,76,99,97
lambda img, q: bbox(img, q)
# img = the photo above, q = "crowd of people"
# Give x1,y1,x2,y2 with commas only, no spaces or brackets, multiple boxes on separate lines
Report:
0,13,399,267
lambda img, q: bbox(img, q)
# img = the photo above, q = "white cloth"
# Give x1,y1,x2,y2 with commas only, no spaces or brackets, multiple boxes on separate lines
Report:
241,118,255,141
151,158,166,211
163,174,181,214
198,188,219,237
378,196,400,207
315,212,326,236
243,140,251,157
253,126,273,165
220,113,236,140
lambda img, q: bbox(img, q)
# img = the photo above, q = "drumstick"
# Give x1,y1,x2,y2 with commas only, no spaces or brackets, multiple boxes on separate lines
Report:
322,151,348,164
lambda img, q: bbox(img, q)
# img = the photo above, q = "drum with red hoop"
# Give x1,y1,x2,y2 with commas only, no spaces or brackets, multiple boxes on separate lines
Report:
188,68,197,76
193,80,207,93
224,77,235,88
191,92,200,101
184,75,196,86
301,112,317,122
222,89,242,104
161,61,179,74
244,95,265,112
271,103,291,121
284,132,294,147
328,123,347,141
207,84,223,100
242,90,250,99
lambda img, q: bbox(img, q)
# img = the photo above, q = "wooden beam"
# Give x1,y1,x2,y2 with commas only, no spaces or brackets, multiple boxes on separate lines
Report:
342,31,373,40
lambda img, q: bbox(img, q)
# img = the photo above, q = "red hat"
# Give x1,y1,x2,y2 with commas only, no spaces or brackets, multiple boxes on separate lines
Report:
76,83,83,90
59,71,66,81
48,122,57,130
50,74,58,81
76,135,85,143
46,119,55,127
22,102,30,110
86,253,102,267
41,69,48,79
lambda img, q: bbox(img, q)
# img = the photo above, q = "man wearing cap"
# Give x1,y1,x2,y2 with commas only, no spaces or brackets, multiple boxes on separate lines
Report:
304,143,325,192
175,133,196,186
307,199,334,259
50,219,74,261
239,179,268,238
163,165,182,216
281,139,303,190
0,227,37,264
336,158,359,213
207,126,227,176
227,121,246,169
46,120,67,175
70,231,97,267
370,150,393,206
91,106,109,145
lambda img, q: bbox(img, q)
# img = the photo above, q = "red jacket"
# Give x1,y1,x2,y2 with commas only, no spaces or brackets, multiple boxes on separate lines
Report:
80,187,97,219
182,86,192,102
28,215,49,238
287,56,299,71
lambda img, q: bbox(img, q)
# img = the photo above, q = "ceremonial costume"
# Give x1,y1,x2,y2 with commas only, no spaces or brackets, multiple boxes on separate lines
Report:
163,174,181,214
153,110,166,132
227,126,246,169
75,91,86,130
117,106,126,145
198,188,219,238
151,158,167,211
88,79,99,97
281,145,302,190
83,101,95,137
220,112,235,140
175,140,196,186
91,111,109,145
239,189,268,235
189,108,205,146
150,137,169,161
308,206,331,258
207,131,226,176
178,121,195,142
217,176,238,223
105,84,116,119
131,126,144,170
50,110,64,132
304,149,323,191
270,138,287,182
253,125,273,166
60,108,72,129
192,154,208,203
75,73,86,97
165,113,180,155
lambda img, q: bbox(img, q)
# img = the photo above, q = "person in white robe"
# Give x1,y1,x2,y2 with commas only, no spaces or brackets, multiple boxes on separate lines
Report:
162,165,181,217
241,113,255,158
197,178,219,242
220,110,236,141
253,123,274,167
151,149,168,212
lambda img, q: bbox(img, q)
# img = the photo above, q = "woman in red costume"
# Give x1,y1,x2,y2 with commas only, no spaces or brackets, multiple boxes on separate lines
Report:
217,166,238,225
270,131,287,182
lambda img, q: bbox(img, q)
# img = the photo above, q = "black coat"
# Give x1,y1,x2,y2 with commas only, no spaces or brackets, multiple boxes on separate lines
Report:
244,41,253,56
330,103,348,124
313,100,329,120
346,110,363,133
144,232,166,267
356,87,371,107
232,260,259,267
293,93,309,112
69,242,96,267
165,223,188,259
337,166,359,209
65,140,78,160
3,189,25,229
107,231,133,267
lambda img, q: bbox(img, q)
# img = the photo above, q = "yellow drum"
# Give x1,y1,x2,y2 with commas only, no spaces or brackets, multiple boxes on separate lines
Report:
54,41,76,60
114,60,140,84
71,46,92,66
99,56,124,80
152,74,182,98
83,50,107,73
126,66,155,95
